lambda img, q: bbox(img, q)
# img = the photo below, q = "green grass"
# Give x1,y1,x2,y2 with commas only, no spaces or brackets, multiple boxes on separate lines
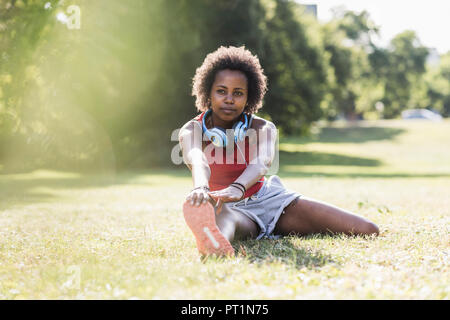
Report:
0,119,449,299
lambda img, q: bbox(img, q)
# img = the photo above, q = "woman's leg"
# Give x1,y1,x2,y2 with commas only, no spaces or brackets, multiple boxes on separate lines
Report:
274,196,379,237
215,208,260,242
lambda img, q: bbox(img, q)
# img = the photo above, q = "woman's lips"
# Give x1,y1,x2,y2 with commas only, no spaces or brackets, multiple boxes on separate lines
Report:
220,107,235,114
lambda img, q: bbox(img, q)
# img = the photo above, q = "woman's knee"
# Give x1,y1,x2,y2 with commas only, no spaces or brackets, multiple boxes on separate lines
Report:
215,210,237,240
235,216,260,240
216,211,235,227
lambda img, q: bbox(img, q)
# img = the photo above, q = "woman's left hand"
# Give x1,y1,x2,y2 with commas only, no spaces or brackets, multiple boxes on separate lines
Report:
208,185,245,214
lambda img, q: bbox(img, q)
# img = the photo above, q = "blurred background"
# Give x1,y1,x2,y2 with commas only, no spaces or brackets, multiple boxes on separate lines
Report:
0,0,449,174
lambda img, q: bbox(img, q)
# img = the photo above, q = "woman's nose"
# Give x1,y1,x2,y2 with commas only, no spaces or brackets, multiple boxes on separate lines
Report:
224,94,234,104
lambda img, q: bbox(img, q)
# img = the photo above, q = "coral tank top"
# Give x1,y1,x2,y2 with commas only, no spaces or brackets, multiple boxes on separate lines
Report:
194,111,264,198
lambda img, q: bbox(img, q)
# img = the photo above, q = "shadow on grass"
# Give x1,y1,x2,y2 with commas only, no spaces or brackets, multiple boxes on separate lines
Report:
0,168,190,210
277,146,449,178
283,126,405,144
280,150,382,167
277,170,450,179
233,236,336,270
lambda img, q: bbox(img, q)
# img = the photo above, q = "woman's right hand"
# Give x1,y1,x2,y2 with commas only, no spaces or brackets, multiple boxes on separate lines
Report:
186,187,211,207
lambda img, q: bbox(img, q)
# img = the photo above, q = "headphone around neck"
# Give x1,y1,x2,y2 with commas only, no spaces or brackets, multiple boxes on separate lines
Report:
202,109,249,148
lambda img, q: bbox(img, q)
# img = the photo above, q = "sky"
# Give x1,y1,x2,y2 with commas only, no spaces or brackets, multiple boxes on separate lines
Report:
298,0,450,54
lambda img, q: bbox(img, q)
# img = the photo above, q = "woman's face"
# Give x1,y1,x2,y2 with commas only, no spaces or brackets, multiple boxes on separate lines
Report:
209,69,248,124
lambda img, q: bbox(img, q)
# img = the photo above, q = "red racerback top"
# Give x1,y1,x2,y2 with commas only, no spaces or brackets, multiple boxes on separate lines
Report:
194,111,264,198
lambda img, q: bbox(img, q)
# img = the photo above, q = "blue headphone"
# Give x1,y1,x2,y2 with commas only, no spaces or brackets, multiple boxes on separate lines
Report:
202,109,249,147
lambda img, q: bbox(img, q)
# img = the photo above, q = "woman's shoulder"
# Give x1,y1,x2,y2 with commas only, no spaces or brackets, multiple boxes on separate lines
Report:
250,115,276,130
181,117,202,130
179,119,202,140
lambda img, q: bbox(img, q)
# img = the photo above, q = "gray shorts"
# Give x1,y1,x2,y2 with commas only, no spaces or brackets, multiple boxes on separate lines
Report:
217,175,301,240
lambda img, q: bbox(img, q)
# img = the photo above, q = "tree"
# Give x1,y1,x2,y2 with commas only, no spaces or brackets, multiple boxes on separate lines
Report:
333,8,380,47
0,0,269,171
423,52,450,116
374,31,429,118
320,9,380,120
0,0,58,166
259,0,328,134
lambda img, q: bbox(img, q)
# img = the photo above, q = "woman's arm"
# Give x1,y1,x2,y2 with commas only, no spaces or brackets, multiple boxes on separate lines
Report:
234,118,277,190
179,121,211,206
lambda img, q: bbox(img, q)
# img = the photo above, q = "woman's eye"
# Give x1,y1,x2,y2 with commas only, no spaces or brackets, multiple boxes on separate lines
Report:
234,91,243,96
217,89,225,94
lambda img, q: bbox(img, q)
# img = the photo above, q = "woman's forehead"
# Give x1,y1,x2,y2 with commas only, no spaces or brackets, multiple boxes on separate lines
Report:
213,69,248,88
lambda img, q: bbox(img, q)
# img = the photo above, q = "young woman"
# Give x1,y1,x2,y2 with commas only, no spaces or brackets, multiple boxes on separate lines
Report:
179,46,379,257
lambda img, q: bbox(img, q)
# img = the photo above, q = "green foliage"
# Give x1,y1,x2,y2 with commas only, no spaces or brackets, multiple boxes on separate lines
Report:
0,0,447,172
334,9,379,46
423,52,450,116
1,0,170,171
319,9,381,120
0,0,58,163
373,31,429,118
260,0,328,135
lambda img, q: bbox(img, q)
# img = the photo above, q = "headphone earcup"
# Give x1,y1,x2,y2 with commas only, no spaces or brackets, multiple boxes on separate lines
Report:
208,128,227,147
233,121,246,142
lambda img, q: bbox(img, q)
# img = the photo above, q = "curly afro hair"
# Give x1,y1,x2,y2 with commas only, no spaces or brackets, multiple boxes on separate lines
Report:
192,46,268,114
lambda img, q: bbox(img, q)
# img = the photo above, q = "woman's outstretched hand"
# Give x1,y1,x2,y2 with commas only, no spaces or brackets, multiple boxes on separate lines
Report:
208,185,245,214
186,187,213,207
186,185,244,214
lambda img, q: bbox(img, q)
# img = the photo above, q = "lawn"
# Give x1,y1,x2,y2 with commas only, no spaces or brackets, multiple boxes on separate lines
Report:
0,119,449,299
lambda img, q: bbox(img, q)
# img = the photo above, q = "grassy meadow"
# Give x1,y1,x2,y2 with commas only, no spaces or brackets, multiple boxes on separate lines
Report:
0,119,449,299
